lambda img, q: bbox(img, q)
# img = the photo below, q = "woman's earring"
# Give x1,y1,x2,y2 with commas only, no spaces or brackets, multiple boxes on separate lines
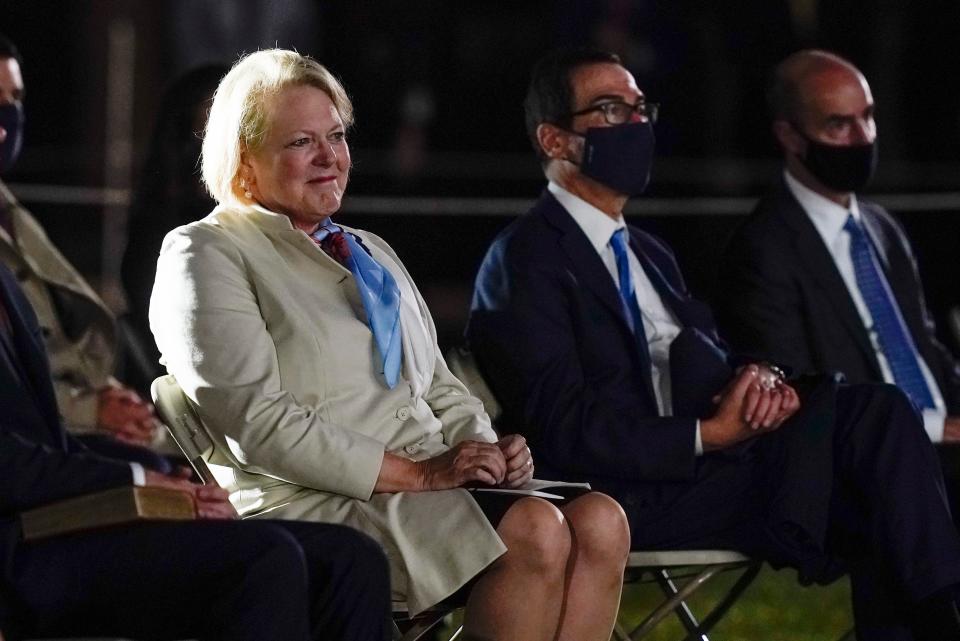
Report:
240,178,252,200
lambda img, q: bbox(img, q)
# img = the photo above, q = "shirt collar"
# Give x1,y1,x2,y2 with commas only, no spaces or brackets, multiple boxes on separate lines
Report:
784,168,861,244
548,181,625,254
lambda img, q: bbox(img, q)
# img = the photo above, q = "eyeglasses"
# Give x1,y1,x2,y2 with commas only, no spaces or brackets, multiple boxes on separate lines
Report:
570,101,659,125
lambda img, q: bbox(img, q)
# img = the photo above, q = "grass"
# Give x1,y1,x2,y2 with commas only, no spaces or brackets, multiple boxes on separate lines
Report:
617,565,852,640
434,565,852,640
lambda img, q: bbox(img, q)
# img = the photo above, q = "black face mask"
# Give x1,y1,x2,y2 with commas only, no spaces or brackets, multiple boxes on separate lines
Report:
574,120,655,196
0,102,24,174
796,127,878,193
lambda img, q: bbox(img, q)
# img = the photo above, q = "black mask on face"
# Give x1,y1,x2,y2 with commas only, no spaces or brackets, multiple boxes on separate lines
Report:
573,120,655,196
794,126,878,193
0,102,24,174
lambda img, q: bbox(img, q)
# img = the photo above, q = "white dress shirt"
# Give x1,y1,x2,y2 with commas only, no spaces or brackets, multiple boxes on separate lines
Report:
784,170,946,441
130,462,145,486
548,182,704,454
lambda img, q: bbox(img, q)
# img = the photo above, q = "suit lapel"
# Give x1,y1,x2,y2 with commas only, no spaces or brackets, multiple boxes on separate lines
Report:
860,206,931,362
0,266,64,445
628,234,688,322
549,209,633,331
774,181,881,376
860,209,892,269
274,224,366,315
538,192,658,407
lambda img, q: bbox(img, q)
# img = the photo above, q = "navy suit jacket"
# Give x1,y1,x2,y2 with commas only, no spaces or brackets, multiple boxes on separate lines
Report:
467,190,739,488
0,264,131,623
716,178,960,414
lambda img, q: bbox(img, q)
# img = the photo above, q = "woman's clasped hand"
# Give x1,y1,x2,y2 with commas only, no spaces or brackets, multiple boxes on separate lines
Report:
417,435,535,490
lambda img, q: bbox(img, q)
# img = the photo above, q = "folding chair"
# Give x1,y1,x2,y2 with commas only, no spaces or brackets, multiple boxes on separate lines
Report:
150,375,462,641
615,550,761,641
150,375,219,484
391,608,462,641
445,347,763,641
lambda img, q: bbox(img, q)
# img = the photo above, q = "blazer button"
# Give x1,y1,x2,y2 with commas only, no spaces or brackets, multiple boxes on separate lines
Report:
396,407,411,420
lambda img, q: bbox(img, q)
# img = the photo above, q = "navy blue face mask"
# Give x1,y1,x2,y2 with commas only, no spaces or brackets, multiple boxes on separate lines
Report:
0,102,24,174
576,120,655,196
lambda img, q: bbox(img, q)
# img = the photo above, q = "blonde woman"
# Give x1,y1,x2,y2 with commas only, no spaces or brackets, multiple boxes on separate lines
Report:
150,49,629,641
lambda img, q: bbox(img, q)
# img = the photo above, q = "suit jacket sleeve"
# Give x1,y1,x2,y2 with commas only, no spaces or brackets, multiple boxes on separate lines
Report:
717,224,818,374
469,237,698,482
0,423,132,513
151,224,386,501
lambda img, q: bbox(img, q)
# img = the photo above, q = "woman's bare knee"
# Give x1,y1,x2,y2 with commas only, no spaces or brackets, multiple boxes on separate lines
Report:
496,497,572,574
562,493,630,566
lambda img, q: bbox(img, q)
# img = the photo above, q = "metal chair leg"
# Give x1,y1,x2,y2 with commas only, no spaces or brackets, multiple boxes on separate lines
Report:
691,561,762,637
612,621,634,641
630,565,724,639
654,569,710,641
626,561,759,641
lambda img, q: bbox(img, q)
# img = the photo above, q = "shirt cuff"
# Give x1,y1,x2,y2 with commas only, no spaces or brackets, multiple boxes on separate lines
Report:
922,409,946,443
129,462,146,487
694,419,704,456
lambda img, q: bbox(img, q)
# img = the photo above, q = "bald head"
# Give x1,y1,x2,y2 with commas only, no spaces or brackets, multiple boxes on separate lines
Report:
768,50,867,124
769,49,878,202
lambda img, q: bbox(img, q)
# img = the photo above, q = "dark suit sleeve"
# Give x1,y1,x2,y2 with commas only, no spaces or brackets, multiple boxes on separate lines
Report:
717,224,818,374
469,238,698,482
0,423,133,513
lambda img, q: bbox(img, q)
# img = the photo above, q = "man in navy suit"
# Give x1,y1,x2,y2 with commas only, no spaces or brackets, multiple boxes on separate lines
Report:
0,258,391,639
467,48,960,640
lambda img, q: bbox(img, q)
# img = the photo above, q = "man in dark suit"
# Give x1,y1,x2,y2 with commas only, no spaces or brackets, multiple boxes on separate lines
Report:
715,50,960,493
0,253,391,639
467,48,960,640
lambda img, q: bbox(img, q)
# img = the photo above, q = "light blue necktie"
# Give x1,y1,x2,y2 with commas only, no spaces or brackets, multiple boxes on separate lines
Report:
312,222,402,388
610,228,648,343
844,214,935,409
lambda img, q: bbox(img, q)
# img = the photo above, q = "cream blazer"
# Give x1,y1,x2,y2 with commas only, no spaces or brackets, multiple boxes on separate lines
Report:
150,204,506,614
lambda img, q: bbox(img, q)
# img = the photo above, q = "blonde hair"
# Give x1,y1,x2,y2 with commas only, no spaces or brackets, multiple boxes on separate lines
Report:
201,49,354,206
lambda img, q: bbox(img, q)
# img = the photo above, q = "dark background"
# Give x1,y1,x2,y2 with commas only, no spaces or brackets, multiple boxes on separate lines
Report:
3,0,960,352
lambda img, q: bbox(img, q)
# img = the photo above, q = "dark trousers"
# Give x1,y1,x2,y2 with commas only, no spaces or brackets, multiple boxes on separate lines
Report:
77,434,175,475
939,443,960,521
617,383,960,641
6,519,391,641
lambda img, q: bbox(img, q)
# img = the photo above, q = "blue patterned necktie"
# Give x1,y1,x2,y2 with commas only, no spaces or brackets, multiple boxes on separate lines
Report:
312,222,402,388
844,214,935,409
610,228,648,344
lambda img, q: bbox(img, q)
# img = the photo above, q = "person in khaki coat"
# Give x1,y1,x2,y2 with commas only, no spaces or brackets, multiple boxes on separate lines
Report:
0,36,167,468
150,49,630,641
